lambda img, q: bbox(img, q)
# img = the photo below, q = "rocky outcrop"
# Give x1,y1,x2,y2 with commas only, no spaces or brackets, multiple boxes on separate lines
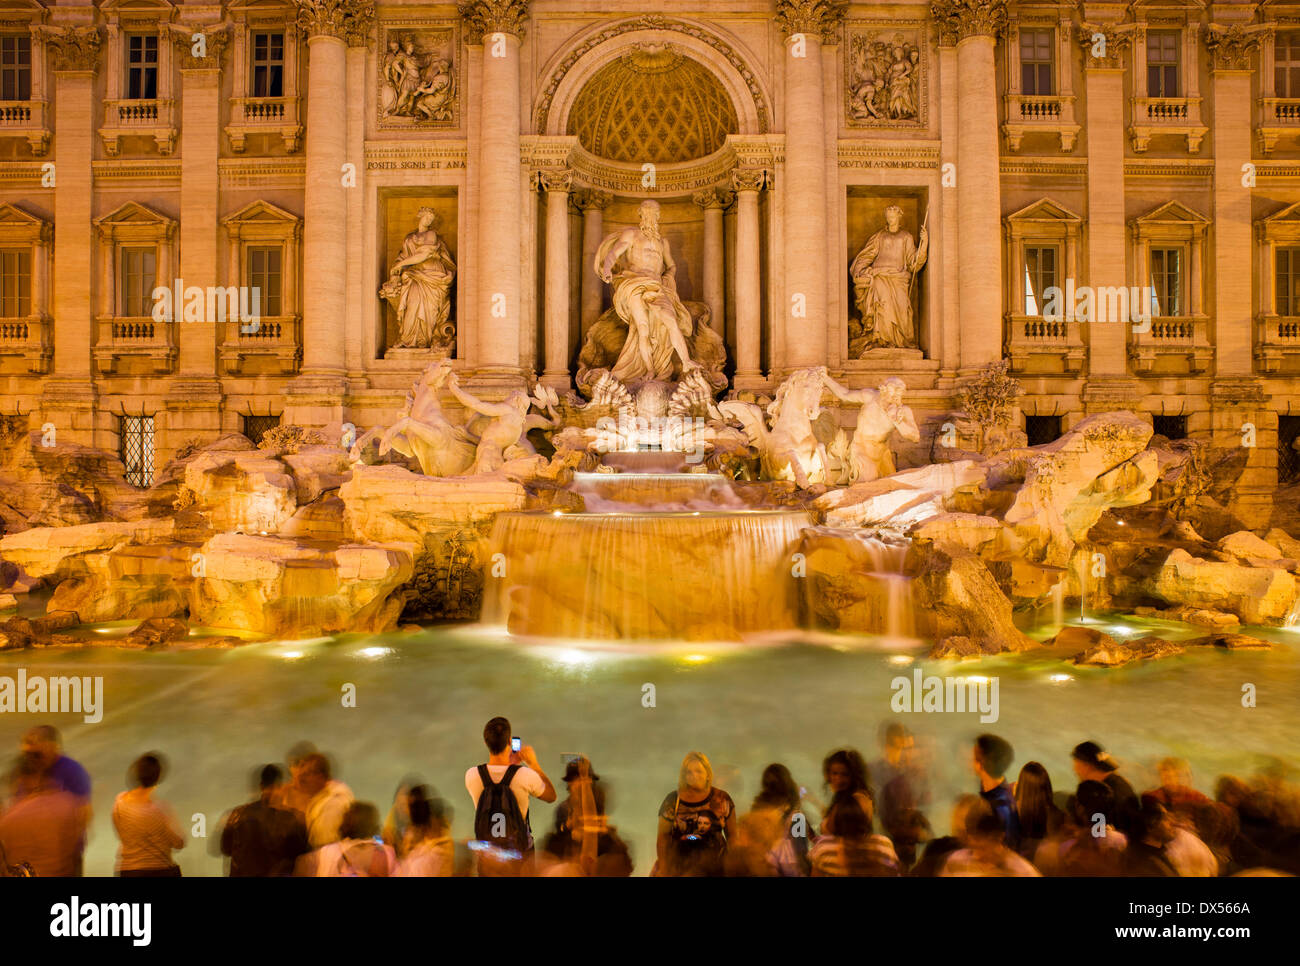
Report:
1131,604,1240,628
46,543,194,624
282,446,354,504
908,539,1038,655
183,449,298,534
1151,548,1298,625
796,527,914,635
0,518,176,581
1071,630,1273,667
188,534,413,637
0,430,149,532
815,461,987,529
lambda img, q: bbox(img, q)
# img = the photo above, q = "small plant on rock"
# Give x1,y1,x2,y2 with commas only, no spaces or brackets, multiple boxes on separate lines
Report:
958,360,1024,455
257,424,326,455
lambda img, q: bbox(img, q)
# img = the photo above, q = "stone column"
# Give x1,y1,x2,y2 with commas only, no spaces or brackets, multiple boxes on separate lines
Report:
168,26,228,458
932,0,1006,372
41,26,101,445
1207,26,1272,529
539,168,573,389
574,189,611,337
732,168,766,388
775,1,840,371
285,0,371,427
1077,23,1133,391
463,0,530,387
693,187,732,335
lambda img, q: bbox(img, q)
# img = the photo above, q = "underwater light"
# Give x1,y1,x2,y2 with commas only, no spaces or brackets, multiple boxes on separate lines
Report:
887,654,914,666
1050,673,1073,683
279,650,304,660
682,653,711,664
358,646,392,659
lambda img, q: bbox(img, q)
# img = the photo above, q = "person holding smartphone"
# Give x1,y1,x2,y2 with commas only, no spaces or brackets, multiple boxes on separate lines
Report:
465,716,556,874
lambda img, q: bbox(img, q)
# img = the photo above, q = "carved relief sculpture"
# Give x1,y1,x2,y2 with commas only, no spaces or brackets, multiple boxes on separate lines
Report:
380,28,456,124
849,204,928,353
847,31,922,125
379,207,457,351
822,374,920,483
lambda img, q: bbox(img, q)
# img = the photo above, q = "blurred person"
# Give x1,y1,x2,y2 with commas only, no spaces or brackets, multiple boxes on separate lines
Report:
1142,758,1210,818
1013,761,1064,860
112,753,184,877
1122,799,1179,876
941,809,1041,877
0,752,86,876
870,723,930,860
540,757,631,877
816,748,874,833
19,726,91,874
270,741,319,817
655,751,736,877
394,789,454,876
911,794,988,876
217,764,309,877
465,716,556,874
1194,801,1240,875
297,753,353,849
745,763,812,876
810,791,899,876
302,802,396,877
1033,780,1127,877
1073,740,1139,835
973,733,1019,850
382,775,428,855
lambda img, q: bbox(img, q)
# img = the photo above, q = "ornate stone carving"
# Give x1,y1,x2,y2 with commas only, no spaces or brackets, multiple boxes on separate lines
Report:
822,375,920,483
719,368,831,487
572,188,613,212
379,28,456,125
731,167,768,193
775,0,848,44
692,186,734,210
172,26,230,70
458,0,529,44
849,204,928,353
929,0,1008,45
534,17,770,134
1205,24,1265,71
535,168,573,193
846,28,923,127
293,0,375,42
43,26,102,72
1077,22,1135,70
378,207,457,352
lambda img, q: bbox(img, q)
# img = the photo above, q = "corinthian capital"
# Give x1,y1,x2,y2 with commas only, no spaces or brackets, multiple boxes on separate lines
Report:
929,0,1008,45
41,26,103,72
1077,22,1135,70
731,167,769,193
693,187,735,210
293,0,375,43
573,189,613,212
459,0,530,44
1205,23,1267,71
775,1,847,44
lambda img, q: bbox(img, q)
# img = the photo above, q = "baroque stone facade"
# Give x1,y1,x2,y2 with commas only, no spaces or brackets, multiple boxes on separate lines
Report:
1,0,1299,526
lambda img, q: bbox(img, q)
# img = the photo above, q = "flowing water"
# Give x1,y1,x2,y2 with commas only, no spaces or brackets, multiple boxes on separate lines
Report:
2,616,1297,876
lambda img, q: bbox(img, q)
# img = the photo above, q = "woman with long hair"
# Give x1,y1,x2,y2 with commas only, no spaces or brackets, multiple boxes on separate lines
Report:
654,751,737,877
1013,761,1064,859
818,748,874,834
810,792,899,876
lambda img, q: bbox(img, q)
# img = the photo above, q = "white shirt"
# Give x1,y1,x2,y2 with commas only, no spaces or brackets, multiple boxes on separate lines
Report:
465,764,546,820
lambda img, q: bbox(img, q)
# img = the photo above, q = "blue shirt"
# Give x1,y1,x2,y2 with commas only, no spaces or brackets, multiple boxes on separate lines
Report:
48,755,91,800
980,781,1020,851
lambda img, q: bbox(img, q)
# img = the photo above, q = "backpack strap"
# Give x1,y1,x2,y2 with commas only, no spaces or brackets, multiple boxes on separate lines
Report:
500,764,521,788
477,764,493,789
479,763,521,789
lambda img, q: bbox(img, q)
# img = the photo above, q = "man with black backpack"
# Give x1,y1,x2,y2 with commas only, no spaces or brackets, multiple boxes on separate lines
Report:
465,716,556,875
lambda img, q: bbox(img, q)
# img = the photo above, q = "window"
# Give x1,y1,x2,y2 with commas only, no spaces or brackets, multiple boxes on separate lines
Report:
1152,415,1187,440
251,33,285,98
119,247,156,317
1277,248,1300,315
1277,32,1300,98
0,36,31,101
247,246,282,317
1025,415,1062,447
119,414,155,488
1279,415,1300,484
1023,246,1058,316
1147,30,1180,98
0,250,30,317
1149,248,1182,317
126,35,158,100
242,413,280,446
1020,29,1054,96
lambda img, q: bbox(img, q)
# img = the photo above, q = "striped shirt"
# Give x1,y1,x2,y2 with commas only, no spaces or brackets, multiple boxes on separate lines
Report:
112,792,185,872
809,834,900,876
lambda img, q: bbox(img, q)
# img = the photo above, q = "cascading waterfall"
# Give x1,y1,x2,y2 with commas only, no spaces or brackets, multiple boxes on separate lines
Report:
804,530,916,641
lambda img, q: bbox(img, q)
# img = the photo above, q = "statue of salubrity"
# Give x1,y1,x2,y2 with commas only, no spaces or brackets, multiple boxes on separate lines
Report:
849,203,928,357
379,206,457,352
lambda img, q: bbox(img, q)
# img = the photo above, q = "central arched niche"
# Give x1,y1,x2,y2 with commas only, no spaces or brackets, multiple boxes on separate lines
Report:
566,44,739,164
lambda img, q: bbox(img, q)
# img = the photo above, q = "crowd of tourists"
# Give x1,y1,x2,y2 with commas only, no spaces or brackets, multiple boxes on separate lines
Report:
2,720,1297,876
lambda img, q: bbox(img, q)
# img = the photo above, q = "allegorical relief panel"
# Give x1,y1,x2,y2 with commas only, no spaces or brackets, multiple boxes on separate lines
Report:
377,23,458,130
844,24,926,129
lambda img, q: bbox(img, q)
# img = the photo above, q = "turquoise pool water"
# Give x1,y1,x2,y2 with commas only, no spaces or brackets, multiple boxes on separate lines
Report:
2,616,1297,876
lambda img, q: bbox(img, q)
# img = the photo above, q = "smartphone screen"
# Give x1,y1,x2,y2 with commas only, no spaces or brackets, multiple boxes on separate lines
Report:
511,737,521,753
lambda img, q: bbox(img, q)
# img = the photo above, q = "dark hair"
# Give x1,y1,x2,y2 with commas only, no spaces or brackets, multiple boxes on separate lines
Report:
483,717,511,755
286,741,317,768
132,753,164,789
299,752,331,781
259,763,284,791
829,790,872,839
1073,779,1114,827
822,749,872,796
880,722,910,747
339,802,381,841
974,734,1014,779
752,763,800,812
968,810,1006,842
23,725,61,746
1014,761,1056,840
